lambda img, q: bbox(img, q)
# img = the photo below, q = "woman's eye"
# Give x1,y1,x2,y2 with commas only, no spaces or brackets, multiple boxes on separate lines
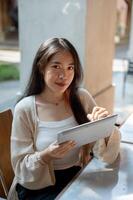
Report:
68,66,74,70
52,65,60,69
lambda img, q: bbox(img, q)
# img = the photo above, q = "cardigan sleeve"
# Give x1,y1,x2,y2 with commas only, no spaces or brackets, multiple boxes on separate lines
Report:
93,127,121,164
78,88,121,165
11,101,55,190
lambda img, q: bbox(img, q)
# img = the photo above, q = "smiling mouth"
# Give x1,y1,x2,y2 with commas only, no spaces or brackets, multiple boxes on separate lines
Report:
55,82,67,87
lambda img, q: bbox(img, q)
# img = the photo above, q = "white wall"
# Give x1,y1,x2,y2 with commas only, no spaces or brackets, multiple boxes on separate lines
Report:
18,0,86,91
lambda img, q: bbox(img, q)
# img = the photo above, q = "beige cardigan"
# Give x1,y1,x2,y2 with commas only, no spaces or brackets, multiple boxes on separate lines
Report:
8,88,121,200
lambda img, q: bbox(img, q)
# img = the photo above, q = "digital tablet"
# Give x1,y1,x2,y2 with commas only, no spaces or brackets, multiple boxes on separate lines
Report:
57,114,118,147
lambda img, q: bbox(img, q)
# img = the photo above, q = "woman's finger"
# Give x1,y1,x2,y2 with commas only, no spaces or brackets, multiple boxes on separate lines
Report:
93,108,107,120
87,114,93,121
92,106,101,115
91,106,102,117
57,144,75,157
51,141,76,158
98,111,109,119
58,141,76,152
91,106,109,121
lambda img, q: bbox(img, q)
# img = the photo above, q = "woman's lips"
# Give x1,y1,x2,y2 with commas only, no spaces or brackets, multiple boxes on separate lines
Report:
55,82,67,87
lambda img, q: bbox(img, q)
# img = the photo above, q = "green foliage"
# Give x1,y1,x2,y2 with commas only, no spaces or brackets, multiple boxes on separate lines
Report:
0,63,19,81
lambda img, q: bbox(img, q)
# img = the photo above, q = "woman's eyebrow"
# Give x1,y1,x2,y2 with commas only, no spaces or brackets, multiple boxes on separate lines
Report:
50,61,74,65
50,61,61,64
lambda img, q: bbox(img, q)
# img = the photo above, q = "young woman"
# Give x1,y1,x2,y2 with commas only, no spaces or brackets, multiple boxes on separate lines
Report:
8,38,121,200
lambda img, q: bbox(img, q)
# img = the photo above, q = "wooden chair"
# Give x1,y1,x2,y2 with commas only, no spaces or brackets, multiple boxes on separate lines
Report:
0,109,14,199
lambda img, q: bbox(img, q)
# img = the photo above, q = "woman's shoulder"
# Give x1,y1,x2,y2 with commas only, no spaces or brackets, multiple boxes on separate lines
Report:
77,87,94,101
77,87,91,96
14,96,35,113
77,87,96,112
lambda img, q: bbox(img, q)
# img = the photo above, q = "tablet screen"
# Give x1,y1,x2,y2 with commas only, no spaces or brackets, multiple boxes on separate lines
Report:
57,114,118,147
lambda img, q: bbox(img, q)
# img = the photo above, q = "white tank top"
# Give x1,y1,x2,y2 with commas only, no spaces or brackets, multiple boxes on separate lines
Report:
36,116,80,170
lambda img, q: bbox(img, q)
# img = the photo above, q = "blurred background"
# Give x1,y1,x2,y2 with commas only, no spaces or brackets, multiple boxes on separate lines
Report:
0,0,133,124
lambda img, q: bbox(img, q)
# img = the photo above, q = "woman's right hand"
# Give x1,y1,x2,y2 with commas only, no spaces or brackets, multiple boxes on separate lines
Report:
39,140,76,163
87,106,109,121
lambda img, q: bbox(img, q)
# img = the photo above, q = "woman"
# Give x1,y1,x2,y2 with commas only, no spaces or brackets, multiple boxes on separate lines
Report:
8,38,121,200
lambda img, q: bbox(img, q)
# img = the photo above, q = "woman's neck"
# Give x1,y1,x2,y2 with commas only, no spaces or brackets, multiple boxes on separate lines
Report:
39,90,64,106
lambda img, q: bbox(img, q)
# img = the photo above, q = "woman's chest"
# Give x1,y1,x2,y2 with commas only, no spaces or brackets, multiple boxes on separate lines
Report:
37,103,73,121
35,117,78,151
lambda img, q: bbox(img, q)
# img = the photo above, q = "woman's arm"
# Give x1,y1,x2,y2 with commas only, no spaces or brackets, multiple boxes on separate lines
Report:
78,88,121,165
93,127,121,164
87,106,121,164
11,103,76,189
11,105,54,190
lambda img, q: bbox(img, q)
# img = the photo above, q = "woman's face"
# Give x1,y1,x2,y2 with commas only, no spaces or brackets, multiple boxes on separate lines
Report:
42,50,75,95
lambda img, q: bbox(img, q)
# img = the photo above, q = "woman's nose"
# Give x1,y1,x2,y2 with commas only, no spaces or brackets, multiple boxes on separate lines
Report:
58,69,66,80
58,74,64,79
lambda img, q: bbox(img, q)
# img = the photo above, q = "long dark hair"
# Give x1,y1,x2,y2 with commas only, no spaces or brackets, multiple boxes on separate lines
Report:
19,38,89,124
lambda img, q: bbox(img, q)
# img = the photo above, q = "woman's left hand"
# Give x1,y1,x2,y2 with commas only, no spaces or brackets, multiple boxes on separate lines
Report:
87,106,109,122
